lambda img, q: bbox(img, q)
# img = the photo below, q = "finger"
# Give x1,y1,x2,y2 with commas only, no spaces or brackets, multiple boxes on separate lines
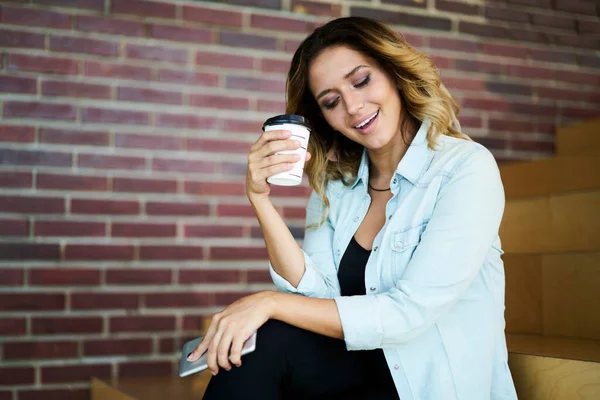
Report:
217,330,234,371
257,153,300,170
188,313,220,362
207,327,224,375
229,334,246,367
250,130,291,153
257,139,302,160
187,337,208,362
304,151,312,163
258,162,295,182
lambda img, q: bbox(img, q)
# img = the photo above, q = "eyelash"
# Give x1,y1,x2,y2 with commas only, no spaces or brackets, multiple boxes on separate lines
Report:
323,74,371,110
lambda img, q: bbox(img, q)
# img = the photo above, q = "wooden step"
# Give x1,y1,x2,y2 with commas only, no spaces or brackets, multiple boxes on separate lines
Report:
507,334,600,400
500,190,600,253
504,252,600,340
556,118,600,156
91,373,212,400
500,156,600,199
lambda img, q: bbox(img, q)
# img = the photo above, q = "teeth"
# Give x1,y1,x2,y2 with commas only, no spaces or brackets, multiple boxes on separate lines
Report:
355,111,378,128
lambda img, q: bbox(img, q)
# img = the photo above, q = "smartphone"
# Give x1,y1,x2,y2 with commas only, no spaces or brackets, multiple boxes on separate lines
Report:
178,331,258,378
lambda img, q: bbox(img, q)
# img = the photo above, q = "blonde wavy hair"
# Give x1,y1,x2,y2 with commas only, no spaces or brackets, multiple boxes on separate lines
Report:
285,17,469,225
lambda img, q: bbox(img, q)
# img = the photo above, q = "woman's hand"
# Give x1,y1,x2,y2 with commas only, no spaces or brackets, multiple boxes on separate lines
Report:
186,291,279,375
246,129,311,203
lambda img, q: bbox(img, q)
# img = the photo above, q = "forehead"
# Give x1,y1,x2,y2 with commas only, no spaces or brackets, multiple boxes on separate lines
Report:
308,45,373,93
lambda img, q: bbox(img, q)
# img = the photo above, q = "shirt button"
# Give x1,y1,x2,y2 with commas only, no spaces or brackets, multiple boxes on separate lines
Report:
395,241,403,247
336,249,341,256
393,178,397,184
373,246,378,251
370,286,376,292
394,364,400,370
388,215,392,220
353,216,359,222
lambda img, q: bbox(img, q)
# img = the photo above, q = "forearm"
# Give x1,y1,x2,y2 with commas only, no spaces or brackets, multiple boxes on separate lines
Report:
251,196,305,288
270,292,344,340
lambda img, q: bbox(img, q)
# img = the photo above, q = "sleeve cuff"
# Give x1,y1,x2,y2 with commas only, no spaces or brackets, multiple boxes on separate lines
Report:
268,251,322,296
334,294,383,350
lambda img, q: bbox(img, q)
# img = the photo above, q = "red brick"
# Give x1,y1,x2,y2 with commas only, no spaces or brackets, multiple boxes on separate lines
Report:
113,177,177,193
64,244,135,260
429,37,479,52
0,243,59,260
0,75,36,94
436,0,480,14
553,34,598,50
195,51,254,69
247,269,271,283
462,97,512,112
152,158,214,174
183,5,243,27
3,340,77,360
537,87,599,103
33,0,104,10
221,162,248,176
179,269,240,283
511,140,554,152
0,268,24,285
210,246,267,260
351,6,450,30
580,56,600,70
531,13,576,31
70,198,139,215
0,218,29,236
112,223,176,237
42,363,111,383
149,24,212,44
0,148,72,168
185,181,245,196
125,43,188,64
187,138,251,154
217,203,255,217
4,101,76,121
530,49,578,65
485,6,529,23
33,316,103,334
487,81,532,96
29,268,100,285
84,338,153,356
482,43,529,59
115,133,183,150
156,113,217,129
35,220,105,237
554,70,600,86
257,99,286,113
159,337,175,353
554,0,596,15
506,65,554,80
457,116,483,128
0,196,64,214
111,0,176,19
84,60,152,81
281,206,306,219
183,315,210,331
291,0,342,17
561,107,600,119
82,107,150,125
42,80,111,99
18,389,89,400
215,291,255,305
110,315,175,332
219,31,277,50
284,39,302,53
506,0,551,7
459,21,509,38
71,293,139,310
442,77,485,92
431,55,452,70
189,94,250,110
0,366,33,385
50,35,118,57
474,137,508,151
226,75,285,93
145,201,210,216
489,119,535,132
578,20,600,35
0,6,70,29
0,293,64,311
78,153,146,170
118,87,182,105
106,269,172,285
512,102,557,116
0,28,44,49
118,361,172,378
157,69,219,86
260,58,290,74
0,125,35,143
39,128,109,146
251,14,309,32
270,184,312,198
223,118,264,134
185,225,244,238
139,245,204,260
145,292,213,308
0,317,26,335
0,171,32,188
76,15,145,36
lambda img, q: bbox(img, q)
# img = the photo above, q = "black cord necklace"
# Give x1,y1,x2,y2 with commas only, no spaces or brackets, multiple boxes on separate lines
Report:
368,182,391,192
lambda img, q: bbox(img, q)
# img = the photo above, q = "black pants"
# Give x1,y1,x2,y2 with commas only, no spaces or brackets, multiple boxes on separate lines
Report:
202,319,400,400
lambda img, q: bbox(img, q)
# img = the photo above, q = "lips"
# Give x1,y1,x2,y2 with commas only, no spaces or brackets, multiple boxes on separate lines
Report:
353,111,379,129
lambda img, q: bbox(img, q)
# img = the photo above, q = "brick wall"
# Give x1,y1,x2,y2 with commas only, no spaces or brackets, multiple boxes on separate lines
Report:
0,0,598,398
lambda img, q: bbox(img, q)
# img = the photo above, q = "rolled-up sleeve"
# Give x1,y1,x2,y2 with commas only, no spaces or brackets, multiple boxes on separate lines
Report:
334,148,505,350
270,190,341,299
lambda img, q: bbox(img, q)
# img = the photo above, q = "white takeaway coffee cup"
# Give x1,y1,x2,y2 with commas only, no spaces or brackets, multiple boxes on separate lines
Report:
262,114,311,186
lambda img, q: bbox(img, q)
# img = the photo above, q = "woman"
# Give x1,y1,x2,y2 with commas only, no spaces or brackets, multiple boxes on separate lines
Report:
188,17,518,400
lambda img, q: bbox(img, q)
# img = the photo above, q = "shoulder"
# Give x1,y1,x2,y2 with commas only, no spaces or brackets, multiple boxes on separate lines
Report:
431,135,498,177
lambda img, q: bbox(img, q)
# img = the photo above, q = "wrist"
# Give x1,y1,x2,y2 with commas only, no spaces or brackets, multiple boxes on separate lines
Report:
264,291,283,320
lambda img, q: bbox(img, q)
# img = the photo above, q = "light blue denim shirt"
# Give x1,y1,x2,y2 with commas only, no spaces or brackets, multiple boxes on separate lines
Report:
270,120,518,399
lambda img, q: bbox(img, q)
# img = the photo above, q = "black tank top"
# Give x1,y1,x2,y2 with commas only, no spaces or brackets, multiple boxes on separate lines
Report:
337,236,371,296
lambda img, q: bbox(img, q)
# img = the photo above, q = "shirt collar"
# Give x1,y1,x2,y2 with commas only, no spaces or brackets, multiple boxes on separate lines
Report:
351,119,433,189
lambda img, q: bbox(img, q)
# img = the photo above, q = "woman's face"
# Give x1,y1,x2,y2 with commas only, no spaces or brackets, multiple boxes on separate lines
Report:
308,45,403,150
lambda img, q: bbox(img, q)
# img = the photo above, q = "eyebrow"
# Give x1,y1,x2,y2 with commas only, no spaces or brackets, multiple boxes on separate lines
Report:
315,65,369,101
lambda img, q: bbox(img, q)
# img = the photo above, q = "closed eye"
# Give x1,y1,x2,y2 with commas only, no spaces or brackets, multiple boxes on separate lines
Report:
322,74,371,110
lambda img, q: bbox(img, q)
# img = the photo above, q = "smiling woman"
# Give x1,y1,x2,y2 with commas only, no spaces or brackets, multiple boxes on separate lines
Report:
192,16,518,400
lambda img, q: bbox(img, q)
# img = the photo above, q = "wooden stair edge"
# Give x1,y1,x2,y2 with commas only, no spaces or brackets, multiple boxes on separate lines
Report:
556,118,600,157
506,333,600,364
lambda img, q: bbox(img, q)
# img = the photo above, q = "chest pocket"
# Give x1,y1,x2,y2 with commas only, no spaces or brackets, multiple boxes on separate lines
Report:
390,222,428,282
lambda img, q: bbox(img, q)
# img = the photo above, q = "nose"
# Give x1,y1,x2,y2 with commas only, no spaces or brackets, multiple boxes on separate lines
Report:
344,91,364,116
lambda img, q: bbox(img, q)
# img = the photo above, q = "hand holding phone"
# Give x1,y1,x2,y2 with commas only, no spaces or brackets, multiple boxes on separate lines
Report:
178,331,258,378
